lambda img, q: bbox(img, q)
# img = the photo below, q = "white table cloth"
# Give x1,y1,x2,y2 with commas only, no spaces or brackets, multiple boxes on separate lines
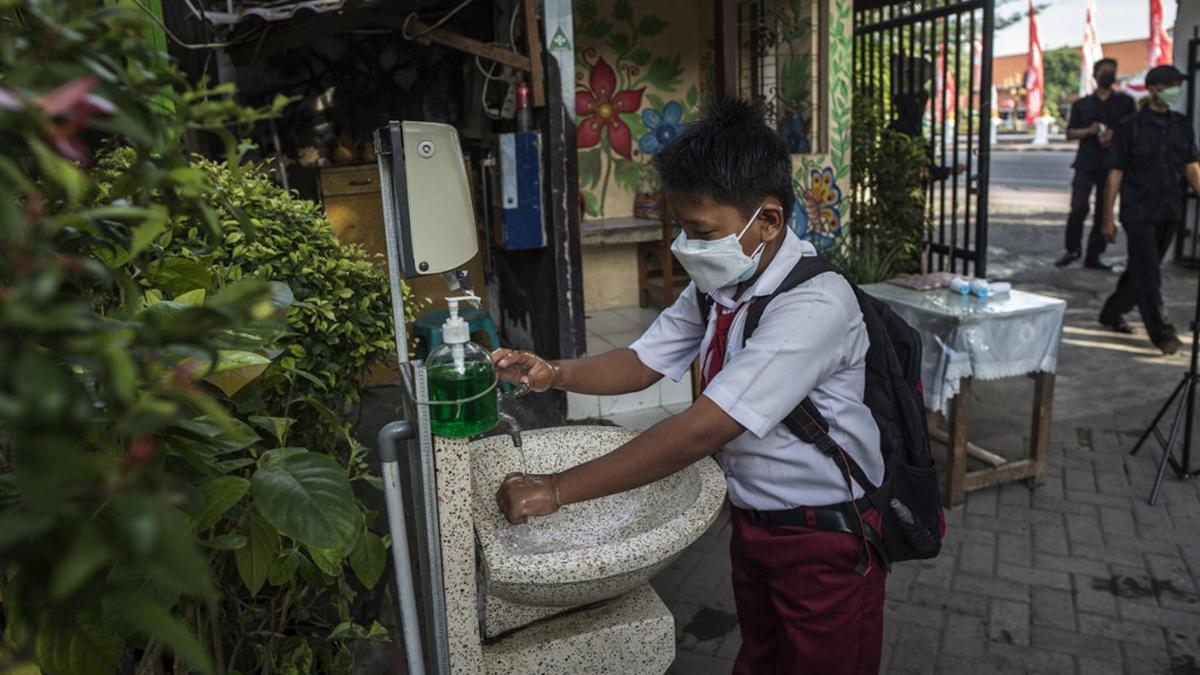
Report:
861,284,1067,416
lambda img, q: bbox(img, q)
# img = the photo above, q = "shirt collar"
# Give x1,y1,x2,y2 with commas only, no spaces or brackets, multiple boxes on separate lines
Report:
707,229,816,309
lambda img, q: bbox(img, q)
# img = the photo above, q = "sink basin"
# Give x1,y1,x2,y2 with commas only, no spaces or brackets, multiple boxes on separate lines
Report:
470,425,726,608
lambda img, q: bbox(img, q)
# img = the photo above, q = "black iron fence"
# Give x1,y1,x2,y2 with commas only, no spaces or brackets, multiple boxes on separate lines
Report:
854,0,995,277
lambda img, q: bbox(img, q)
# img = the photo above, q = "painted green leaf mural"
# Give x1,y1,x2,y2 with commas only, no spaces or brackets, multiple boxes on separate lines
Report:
582,18,612,39
639,55,684,92
614,0,633,22
637,15,668,37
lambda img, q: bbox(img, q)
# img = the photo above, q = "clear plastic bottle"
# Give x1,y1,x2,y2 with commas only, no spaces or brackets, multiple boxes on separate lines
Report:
425,295,499,437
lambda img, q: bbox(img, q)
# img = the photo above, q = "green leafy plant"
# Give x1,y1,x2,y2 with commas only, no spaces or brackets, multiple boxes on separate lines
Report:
849,86,929,280
0,2,401,674
94,149,404,452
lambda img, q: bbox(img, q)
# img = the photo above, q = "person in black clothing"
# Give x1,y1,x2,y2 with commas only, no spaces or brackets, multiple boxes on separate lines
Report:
1057,58,1136,269
1099,65,1200,356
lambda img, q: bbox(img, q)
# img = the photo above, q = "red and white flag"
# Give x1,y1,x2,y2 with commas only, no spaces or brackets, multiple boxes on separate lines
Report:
1025,0,1044,124
1079,0,1103,98
1149,0,1173,66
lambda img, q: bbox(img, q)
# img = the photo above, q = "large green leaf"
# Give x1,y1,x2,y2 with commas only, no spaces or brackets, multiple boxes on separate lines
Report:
251,453,360,550
235,513,278,596
248,415,294,445
306,546,343,577
49,526,110,600
203,350,271,397
349,531,387,589
173,416,259,454
34,606,122,675
106,592,213,675
145,257,214,296
194,476,250,531
268,549,303,586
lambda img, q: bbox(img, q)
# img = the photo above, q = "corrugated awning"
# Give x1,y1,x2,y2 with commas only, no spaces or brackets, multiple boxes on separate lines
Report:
200,0,349,26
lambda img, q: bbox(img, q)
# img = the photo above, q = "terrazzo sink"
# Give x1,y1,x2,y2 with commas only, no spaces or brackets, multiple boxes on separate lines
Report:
470,425,726,609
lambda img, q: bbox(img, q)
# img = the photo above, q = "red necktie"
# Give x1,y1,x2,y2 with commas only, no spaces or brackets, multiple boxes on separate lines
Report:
701,305,738,389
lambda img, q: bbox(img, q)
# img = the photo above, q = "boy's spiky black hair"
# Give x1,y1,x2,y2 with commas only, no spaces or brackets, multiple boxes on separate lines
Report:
652,97,794,222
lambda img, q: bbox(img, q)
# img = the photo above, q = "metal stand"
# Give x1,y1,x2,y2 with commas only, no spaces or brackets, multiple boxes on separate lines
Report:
1130,265,1200,505
374,123,453,675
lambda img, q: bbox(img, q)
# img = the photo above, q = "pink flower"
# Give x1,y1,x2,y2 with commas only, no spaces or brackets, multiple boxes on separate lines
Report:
576,58,644,159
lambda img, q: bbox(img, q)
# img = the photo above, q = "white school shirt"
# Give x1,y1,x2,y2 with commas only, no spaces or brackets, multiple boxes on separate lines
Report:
629,229,884,510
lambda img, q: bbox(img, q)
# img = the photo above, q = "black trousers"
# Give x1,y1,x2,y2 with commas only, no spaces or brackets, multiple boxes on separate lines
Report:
1065,168,1110,262
1101,219,1180,344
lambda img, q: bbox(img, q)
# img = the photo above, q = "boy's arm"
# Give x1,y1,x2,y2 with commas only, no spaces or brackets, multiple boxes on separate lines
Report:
493,347,662,396
494,283,707,396
497,396,743,523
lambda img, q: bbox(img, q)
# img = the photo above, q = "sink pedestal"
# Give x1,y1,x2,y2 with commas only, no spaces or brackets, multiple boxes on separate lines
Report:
432,428,724,674
482,585,673,674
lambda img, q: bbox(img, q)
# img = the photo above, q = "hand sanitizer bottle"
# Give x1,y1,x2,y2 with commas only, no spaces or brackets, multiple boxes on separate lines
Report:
425,294,499,437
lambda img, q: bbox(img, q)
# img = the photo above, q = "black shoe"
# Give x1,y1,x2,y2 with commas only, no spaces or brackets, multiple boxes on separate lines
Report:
1158,335,1184,356
1055,251,1081,267
1099,315,1135,334
1083,259,1113,271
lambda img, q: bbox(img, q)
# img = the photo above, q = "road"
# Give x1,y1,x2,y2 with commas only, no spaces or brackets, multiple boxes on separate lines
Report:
988,148,1074,191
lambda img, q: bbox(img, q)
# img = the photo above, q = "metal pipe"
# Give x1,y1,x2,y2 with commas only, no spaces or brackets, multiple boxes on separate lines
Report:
377,421,425,675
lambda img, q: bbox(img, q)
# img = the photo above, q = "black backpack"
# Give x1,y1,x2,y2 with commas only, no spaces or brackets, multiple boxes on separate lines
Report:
698,255,944,564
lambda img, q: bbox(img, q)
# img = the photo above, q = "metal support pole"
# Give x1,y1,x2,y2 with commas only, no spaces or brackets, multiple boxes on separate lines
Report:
377,421,424,675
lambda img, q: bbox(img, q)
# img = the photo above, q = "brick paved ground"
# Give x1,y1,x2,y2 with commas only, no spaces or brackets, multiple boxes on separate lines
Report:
652,207,1200,675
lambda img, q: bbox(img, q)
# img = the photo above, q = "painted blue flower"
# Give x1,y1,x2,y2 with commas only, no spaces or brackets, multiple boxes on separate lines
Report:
638,101,684,154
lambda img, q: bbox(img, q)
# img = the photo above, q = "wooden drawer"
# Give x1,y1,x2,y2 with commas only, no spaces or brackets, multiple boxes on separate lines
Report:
320,164,379,197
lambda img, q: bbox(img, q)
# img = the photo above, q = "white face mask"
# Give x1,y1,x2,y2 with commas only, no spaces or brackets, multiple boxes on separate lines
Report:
669,205,766,294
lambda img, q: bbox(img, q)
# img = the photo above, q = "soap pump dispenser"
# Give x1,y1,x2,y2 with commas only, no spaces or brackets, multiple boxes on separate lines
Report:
425,294,499,437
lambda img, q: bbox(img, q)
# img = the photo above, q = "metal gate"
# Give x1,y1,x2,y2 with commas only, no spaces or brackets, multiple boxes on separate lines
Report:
1175,30,1200,266
853,0,995,277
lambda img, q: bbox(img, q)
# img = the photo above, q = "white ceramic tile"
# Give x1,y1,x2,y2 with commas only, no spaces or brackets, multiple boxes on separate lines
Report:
659,375,694,406
567,392,600,420
605,330,644,349
611,306,661,330
584,310,639,337
585,334,614,357
604,406,673,430
599,384,660,415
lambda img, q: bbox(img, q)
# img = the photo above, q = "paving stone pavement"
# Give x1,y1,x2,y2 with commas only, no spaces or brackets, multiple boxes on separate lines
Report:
654,210,1200,675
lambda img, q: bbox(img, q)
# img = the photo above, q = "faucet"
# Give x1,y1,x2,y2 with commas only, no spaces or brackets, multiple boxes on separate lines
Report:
496,409,522,448
494,376,530,448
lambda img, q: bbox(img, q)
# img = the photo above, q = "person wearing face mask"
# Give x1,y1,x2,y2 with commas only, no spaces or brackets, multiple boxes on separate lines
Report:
1057,58,1135,269
1098,65,1200,355
489,98,887,674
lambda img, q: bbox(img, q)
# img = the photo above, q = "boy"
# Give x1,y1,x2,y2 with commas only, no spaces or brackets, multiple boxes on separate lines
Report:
492,98,886,675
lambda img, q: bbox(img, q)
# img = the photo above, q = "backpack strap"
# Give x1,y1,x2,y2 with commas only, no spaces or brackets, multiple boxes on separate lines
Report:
738,255,881,495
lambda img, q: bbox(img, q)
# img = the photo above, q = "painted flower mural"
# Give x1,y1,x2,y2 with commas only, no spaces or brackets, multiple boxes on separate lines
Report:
804,167,843,234
576,57,644,159
790,167,843,251
638,100,683,154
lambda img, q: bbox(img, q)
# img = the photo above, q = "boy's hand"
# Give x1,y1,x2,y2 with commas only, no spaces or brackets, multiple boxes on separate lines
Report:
496,473,561,524
491,348,560,392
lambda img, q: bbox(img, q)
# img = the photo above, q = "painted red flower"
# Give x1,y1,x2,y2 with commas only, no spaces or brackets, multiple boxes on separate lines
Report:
576,57,644,159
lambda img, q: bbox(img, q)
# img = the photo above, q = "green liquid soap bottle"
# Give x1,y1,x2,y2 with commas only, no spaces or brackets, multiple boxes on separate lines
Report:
426,294,498,438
